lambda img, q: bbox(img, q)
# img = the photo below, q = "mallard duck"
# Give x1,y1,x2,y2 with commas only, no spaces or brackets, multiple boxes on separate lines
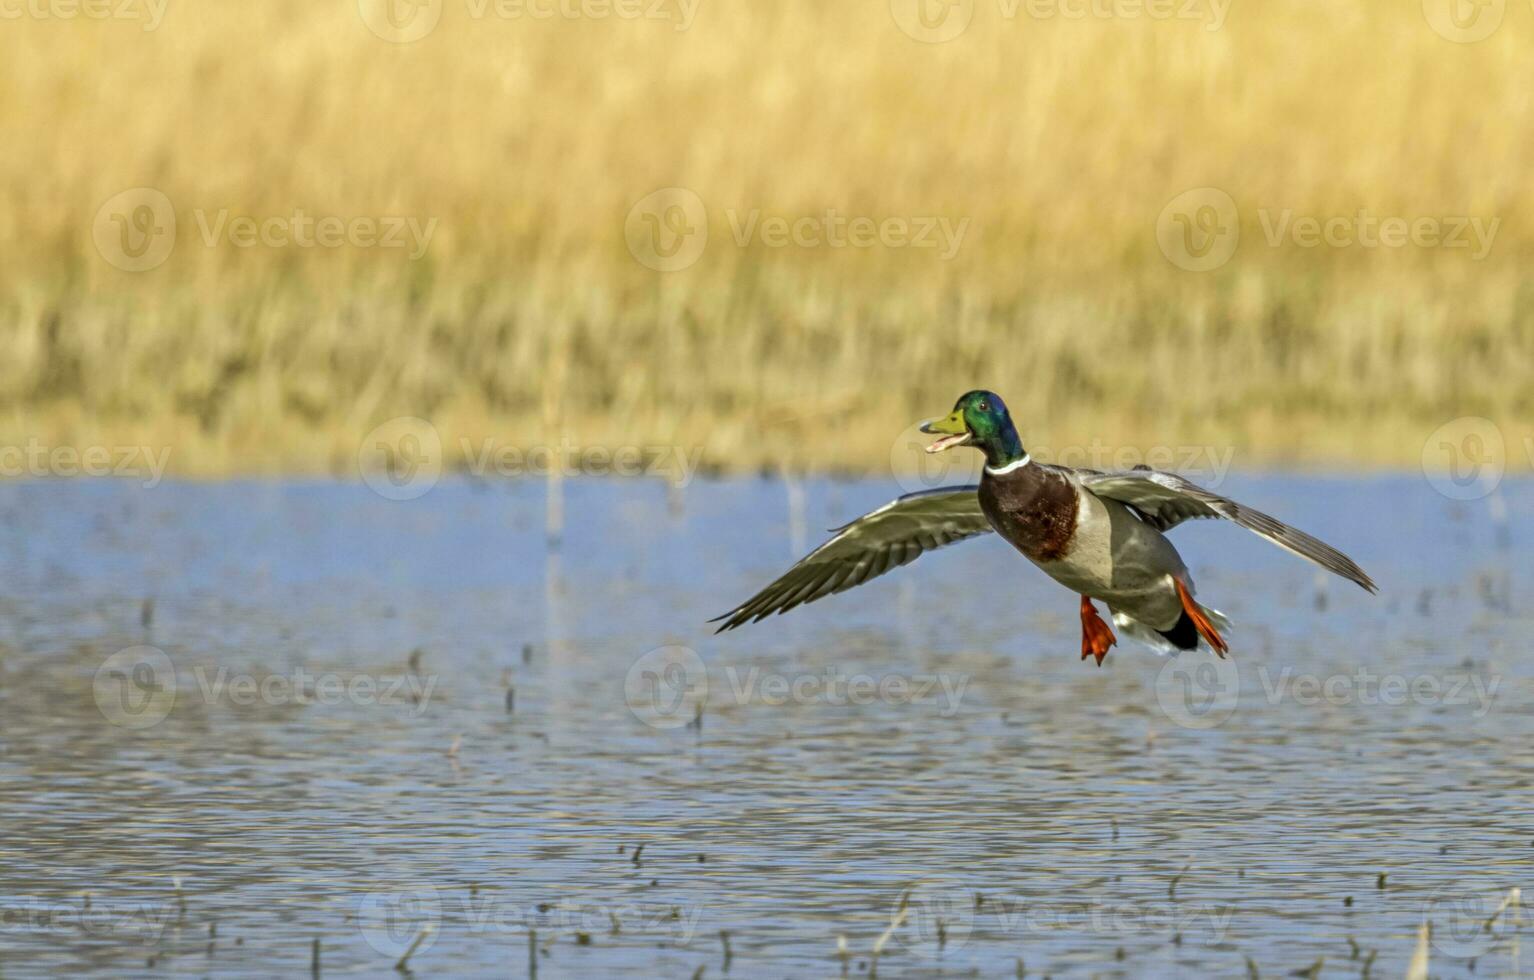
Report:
713,390,1376,662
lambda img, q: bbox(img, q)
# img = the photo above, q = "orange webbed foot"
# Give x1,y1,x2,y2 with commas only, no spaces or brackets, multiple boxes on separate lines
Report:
1174,577,1228,658
1079,595,1117,666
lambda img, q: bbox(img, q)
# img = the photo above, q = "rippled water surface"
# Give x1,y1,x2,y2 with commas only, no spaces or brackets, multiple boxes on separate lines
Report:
0,475,1529,978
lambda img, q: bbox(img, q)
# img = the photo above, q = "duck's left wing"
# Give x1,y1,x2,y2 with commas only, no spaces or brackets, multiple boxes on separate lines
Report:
1078,468,1377,593
711,486,992,632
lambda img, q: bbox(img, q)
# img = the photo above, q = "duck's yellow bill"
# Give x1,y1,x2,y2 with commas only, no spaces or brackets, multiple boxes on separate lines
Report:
919,411,971,453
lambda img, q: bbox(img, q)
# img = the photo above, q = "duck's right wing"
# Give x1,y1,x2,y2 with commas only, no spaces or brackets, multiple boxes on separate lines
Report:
711,486,992,632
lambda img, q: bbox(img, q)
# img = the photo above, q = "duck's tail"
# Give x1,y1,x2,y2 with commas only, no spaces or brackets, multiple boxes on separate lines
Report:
1111,603,1232,657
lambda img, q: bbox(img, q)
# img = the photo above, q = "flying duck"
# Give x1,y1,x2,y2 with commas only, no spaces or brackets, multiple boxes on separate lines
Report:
712,390,1376,662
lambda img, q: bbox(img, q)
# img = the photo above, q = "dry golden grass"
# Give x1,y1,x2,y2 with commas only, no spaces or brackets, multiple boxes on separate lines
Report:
2,0,1532,478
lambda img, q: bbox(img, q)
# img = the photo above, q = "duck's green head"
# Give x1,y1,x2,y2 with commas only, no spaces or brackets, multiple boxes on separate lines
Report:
920,390,1027,469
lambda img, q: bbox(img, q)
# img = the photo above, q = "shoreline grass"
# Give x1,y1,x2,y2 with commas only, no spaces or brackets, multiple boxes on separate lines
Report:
3,1,1532,477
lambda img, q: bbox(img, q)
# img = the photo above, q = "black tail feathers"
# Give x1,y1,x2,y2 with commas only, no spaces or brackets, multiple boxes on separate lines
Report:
1156,611,1201,651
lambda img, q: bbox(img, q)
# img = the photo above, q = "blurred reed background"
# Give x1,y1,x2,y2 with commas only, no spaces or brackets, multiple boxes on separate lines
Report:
2,0,1531,477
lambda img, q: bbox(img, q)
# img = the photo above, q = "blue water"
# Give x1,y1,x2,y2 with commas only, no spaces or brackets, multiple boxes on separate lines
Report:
0,474,1527,977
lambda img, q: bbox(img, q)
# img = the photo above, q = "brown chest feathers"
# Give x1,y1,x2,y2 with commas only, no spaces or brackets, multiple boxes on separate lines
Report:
978,464,1079,562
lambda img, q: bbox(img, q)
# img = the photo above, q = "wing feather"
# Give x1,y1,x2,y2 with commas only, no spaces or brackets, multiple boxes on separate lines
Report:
1078,469,1377,593
711,485,993,631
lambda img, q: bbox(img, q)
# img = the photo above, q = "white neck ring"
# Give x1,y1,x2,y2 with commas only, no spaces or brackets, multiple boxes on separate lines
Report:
985,454,1032,476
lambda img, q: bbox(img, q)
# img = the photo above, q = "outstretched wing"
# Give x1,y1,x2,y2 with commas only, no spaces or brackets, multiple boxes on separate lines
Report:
711,486,993,632
1078,468,1377,593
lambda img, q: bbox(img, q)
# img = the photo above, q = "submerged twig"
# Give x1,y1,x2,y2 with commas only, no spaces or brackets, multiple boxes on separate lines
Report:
395,924,433,972
1169,864,1190,900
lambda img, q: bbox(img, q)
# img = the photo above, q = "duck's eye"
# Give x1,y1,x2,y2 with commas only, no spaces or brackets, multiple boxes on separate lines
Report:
977,401,989,411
